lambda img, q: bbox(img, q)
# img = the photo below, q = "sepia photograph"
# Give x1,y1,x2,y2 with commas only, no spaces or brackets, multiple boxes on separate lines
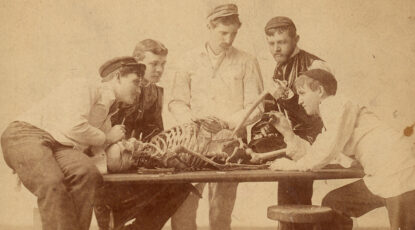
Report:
0,0,414,229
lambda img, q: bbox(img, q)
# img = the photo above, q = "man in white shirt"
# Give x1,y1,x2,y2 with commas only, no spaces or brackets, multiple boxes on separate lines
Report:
269,69,415,230
168,3,264,230
251,16,331,230
1,57,145,230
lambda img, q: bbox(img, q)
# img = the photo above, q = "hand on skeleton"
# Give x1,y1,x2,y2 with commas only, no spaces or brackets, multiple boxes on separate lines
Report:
249,152,264,164
267,111,293,138
106,125,126,145
196,116,229,134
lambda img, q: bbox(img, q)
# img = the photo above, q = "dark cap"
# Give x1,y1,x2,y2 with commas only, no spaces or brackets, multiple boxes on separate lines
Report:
264,16,296,33
300,69,337,95
207,3,238,21
99,56,146,78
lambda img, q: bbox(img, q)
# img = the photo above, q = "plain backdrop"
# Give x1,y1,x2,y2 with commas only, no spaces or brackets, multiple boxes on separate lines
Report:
0,0,414,228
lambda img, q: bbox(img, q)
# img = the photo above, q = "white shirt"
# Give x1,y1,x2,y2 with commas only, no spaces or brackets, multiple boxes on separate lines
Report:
17,77,115,151
287,95,415,198
168,44,264,130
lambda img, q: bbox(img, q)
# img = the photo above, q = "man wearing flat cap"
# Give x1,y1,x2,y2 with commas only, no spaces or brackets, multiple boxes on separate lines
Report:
1,56,145,230
169,3,264,230
111,39,168,142
249,16,331,230
94,41,192,230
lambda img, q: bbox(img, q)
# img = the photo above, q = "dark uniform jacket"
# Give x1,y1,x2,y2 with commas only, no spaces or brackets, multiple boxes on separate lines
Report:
112,84,164,142
250,49,324,153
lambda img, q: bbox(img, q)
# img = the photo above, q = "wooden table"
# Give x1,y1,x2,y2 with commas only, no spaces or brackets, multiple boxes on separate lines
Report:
103,168,365,184
102,168,364,229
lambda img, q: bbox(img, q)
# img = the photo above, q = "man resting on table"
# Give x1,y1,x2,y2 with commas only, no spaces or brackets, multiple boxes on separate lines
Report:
1,56,145,230
269,69,415,230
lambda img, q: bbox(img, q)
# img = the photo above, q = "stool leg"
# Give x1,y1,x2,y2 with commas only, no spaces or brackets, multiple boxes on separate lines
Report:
278,221,295,230
109,209,115,230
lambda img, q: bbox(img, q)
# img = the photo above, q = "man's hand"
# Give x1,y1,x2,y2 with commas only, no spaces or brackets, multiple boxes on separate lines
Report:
269,158,298,171
268,111,294,138
196,116,229,134
106,125,126,145
249,152,264,164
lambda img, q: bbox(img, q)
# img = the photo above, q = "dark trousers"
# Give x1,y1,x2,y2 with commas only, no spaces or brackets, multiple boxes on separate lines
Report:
1,121,102,230
277,179,314,230
321,179,415,230
94,183,191,230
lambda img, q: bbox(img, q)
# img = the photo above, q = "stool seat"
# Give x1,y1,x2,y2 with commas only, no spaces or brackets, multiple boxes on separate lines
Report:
267,205,333,223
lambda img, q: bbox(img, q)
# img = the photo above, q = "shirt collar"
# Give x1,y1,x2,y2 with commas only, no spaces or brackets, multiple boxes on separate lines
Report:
319,95,336,121
290,46,300,59
99,81,117,109
200,42,234,57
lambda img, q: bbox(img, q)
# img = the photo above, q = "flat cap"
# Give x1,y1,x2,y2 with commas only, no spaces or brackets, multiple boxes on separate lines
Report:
99,56,146,78
300,69,337,95
207,3,238,21
265,16,296,32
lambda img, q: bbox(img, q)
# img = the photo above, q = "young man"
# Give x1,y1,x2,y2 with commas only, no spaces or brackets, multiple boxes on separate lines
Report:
111,39,167,141
168,3,264,230
250,16,330,230
94,40,191,230
1,56,145,230
270,69,415,230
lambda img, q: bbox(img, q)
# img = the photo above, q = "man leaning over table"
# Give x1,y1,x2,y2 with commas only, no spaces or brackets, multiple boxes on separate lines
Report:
168,3,264,230
94,40,192,230
269,69,415,230
111,39,167,141
1,56,145,230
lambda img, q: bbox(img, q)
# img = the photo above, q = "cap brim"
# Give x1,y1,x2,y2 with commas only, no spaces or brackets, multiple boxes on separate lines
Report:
122,63,146,77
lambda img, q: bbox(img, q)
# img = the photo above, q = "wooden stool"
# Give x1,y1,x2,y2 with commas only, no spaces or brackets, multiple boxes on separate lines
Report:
267,205,333,230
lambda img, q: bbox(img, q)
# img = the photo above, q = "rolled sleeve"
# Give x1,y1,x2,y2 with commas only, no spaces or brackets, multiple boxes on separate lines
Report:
295,99,359,171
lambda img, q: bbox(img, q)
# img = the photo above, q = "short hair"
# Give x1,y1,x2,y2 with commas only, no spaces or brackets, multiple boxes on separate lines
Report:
209,14,242,28
265,25,297,38
294,75,337,96
132,39,168,61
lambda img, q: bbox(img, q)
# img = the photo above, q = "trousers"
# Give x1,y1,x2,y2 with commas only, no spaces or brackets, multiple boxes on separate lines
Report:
1,121,102,230
321,179,415,230
94,183,191,230
277,179,313,230
171,182,238,230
